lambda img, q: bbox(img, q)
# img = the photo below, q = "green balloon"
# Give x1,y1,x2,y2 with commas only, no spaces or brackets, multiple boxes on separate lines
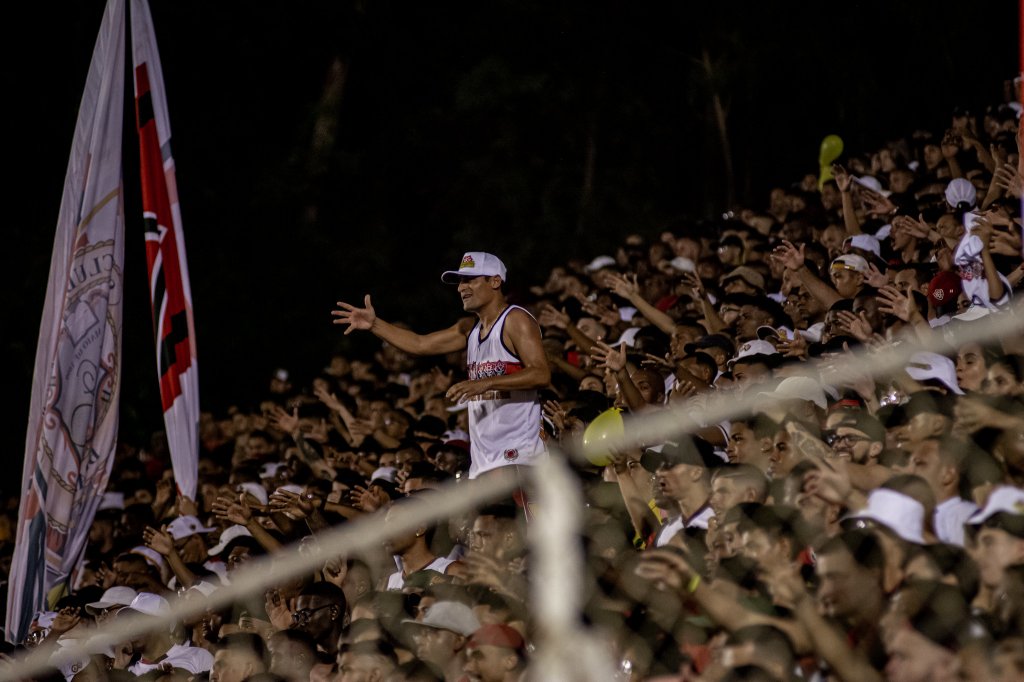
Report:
818,134,844,188
819,134,844,167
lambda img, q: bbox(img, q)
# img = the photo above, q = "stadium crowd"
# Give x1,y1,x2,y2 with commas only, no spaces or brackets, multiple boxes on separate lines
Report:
3,102,1024,682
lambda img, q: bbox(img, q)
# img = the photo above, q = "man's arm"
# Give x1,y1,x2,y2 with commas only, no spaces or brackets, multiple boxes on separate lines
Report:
333,294,472,356
143,526,198,590
763,563,882,681
608,273,676,336
635,551,813,653
772,240,842,309
590,340,648,411
611,454,662,542
973,217,1008,303
833,164,863,236
538,303,603,355
446,308,551,402
682,273,727,334
941,130,964,179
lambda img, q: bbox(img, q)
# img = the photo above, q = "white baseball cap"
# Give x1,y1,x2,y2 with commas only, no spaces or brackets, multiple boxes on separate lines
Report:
967,485,1024,526
854,175,890,196
85,586,138,616
845,489,925,544
187,581,220,597
260,462,288,479
669,256,696,273
756,325,794,341
124,592,171,618
441,252,508,283
830,254,870,274
844,234,882,259
614,327,641,348
237,482,269,506
208,524,252,556
945,178,977,209
905,352,964,395
583,255,617,273
132,540,169,577
757,376,827,409
166,515,217,540
371,466,398,483
727,340,779,368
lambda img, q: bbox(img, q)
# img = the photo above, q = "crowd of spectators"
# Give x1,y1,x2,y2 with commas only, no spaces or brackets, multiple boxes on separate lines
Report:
3,102,1024,682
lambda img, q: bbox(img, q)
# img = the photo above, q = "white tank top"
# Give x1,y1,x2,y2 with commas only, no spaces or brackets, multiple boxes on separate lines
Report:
385,556,456,591
465,305,545,478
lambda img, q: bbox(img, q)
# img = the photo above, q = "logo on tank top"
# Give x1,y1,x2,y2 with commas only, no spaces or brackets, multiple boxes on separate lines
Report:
468,360,522,380
504,448,519,461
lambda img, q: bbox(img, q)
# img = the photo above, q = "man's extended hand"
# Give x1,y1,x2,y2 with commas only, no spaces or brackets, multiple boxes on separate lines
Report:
803,459,853,506
893,214,932,241
836,310,874,343
49,607,81,637
211,493,253,526
542,400,569,434
861,189,896,218
268,405,300,435
430,367,455,394
332,294,377,334
607,272,641,300
776,333,808,358
992,229,1022,257
268,488,319,520
955,396,1015,433
590,340,628,373
314,385,346,413
970,214,995,249
143,525,176,557
940,130,961,160
877,284,916,322
351,485,389,513
574,293,620,327
537,303,570,330
771,240,805,272
633,549,694,594
864,262,888,289
264,589,293,631
993,162,1024,199
831,163,853,192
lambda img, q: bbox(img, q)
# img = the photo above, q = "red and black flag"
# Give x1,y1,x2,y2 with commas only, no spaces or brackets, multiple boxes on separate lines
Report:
131,0,199,499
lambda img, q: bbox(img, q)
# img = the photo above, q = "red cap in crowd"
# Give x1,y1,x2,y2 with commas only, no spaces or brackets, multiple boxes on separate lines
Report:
928,271,961,308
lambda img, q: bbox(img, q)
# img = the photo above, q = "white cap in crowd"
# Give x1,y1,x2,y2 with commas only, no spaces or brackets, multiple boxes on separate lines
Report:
845,489,926,544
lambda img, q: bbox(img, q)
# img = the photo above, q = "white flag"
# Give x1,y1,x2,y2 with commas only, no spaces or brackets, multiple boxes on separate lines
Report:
6,0,125,643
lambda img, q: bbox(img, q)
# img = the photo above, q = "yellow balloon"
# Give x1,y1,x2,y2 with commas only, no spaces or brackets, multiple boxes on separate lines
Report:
818,135,844,189
818,163,834,189
819,134,844,167
582,407,624,467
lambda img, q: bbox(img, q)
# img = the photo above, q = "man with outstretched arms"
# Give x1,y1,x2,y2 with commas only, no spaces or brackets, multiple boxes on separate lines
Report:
333,252,550,478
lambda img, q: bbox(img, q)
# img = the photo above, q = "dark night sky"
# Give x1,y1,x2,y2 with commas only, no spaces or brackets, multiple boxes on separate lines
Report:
4,1,1019,481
